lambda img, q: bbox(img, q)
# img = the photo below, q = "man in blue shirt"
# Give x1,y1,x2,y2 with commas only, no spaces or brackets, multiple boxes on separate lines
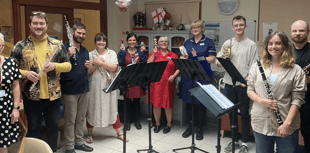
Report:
60,23,93,153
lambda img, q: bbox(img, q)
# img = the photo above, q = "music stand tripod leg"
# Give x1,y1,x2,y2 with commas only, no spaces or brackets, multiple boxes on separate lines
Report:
172,77,208,153
137,84,158,153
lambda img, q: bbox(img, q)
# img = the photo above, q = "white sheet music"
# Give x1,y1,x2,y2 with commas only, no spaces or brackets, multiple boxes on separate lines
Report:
196,82,233,109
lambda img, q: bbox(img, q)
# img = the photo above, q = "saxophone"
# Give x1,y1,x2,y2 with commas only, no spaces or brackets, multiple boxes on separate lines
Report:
217,38,232,58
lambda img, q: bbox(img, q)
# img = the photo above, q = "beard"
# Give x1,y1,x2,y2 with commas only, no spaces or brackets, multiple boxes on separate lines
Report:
292,36,308,43
73,34,85,44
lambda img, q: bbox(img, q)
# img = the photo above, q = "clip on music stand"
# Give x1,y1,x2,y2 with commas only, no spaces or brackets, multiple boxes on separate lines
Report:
189,85,238,153
217,57,246,153
133,61,168,153
103,62,145,153
171,59,210,153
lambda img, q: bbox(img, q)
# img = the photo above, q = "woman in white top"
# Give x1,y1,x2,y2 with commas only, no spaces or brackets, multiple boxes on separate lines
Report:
85,33,128,143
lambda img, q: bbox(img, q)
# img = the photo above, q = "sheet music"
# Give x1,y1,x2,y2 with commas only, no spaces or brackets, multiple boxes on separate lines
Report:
196,82,233,109
179,46,188,56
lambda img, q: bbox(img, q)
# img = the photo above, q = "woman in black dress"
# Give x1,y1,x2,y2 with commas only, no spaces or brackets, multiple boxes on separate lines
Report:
0,33,22,153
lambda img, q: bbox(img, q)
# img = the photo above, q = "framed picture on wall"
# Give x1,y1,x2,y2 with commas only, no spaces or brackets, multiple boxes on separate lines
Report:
74,14,85,24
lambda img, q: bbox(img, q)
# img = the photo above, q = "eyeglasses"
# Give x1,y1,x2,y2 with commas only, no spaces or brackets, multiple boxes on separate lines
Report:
159,41,168,43
233,24,245,28
191,26,201,30
32,11,46,17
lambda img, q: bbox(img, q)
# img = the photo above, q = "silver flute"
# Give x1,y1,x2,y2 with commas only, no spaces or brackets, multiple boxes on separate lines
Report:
64,15,77,65
257,59,283,126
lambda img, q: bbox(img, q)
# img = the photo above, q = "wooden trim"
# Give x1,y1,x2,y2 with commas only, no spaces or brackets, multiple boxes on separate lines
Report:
100,0,107,35
18,0,106,10
13,0,22,44
145,0,201,5
257,0,261,41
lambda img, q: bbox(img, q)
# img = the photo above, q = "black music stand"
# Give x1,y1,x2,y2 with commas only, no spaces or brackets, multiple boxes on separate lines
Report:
133,61,168,153
171,59,210,153
103,62,145,153
189,84,238,153
217,57,246,153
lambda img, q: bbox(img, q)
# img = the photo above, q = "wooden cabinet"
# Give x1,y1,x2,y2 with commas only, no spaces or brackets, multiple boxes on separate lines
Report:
134,30,192,125
133,30,192,56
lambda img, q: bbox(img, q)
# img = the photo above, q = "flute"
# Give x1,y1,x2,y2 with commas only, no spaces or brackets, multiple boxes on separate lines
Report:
256,59,283,126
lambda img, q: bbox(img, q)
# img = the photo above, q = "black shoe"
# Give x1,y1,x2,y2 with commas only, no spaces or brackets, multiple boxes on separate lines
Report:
196,128,203,140
65,149,76,153
126,122,131,131
163,126,171,134
135,121,142,130
182,127,192,138
74,144,93,152
154,125,161,133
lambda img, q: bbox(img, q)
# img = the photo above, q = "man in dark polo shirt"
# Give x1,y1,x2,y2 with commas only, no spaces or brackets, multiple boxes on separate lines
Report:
291,20,310,153
60,23,93,153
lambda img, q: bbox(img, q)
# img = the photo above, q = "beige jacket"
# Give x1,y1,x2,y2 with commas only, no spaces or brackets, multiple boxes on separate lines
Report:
247,62,307,136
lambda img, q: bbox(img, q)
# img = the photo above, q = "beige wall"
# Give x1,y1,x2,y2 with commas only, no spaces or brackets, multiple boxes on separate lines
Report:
74,9,100,51
0,0,14,56
259,0,310,45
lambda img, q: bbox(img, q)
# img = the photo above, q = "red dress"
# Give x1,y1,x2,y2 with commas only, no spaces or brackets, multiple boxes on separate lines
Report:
125,51,144,98
148,50,178,108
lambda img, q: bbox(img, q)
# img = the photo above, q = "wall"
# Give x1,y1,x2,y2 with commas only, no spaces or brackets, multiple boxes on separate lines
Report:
259,0,310,45
74,9,100,51
0,0,14,56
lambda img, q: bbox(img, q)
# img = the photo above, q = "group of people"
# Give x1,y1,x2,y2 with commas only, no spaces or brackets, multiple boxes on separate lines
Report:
217,16,310,153
0,10,310,153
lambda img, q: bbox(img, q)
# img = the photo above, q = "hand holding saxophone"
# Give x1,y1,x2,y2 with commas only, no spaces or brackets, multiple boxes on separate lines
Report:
68,46,77,58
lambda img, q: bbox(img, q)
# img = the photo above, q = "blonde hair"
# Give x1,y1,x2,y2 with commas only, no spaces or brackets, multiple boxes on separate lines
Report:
261,31,295,68
191,20,205,33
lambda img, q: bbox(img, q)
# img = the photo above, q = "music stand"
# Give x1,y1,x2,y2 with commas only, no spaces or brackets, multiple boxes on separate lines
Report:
103,62,145,153
133,61,168,153
189,84,238,153
171,59,210,153
217,57,246,153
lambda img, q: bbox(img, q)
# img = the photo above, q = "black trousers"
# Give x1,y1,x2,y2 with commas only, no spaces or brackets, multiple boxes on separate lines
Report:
300,103,310,152
24,98,61,152
185,103,206,129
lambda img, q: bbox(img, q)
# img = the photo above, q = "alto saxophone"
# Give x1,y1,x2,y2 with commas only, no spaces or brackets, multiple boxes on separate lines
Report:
217,38,232,58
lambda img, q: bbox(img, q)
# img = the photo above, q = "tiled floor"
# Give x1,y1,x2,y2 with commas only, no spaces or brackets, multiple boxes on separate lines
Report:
54,117,256,153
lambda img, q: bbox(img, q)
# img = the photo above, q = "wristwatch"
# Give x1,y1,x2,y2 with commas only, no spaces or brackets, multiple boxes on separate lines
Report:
13,106,20,110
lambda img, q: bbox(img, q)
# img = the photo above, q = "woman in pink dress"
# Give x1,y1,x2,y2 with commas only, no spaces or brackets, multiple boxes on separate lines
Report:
148,36,180,134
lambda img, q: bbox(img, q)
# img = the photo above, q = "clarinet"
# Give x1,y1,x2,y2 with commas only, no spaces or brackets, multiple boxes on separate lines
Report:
64,15,77,65
256,59,283,126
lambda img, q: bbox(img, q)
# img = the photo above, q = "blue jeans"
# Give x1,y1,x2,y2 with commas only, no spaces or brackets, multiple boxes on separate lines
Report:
253,130,299,153
24,98,61,152
224,84,250,143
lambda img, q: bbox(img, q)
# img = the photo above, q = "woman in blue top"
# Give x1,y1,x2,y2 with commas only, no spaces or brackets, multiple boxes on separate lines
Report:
180,20,216,140
117,33,148,130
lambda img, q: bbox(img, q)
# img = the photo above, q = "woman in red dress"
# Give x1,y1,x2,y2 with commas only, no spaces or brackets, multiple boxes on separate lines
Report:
148,36,180,134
